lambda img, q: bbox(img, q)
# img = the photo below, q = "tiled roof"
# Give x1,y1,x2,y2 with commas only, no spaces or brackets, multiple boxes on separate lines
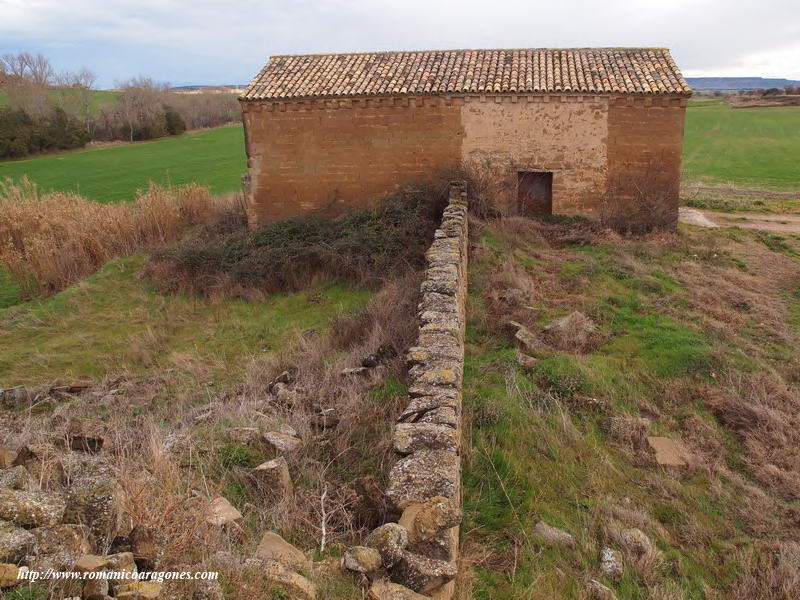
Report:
241,48,692,101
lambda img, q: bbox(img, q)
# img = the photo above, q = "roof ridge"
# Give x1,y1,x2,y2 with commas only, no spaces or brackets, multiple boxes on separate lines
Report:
268,47,673,60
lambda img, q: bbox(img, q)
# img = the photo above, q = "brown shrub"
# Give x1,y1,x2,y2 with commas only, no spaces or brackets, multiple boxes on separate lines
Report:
0,177,243,297
144,185,446,299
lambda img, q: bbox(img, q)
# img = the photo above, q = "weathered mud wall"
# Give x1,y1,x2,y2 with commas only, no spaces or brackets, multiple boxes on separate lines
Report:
240,98,463,225
242,93,687,226
459,95,609,215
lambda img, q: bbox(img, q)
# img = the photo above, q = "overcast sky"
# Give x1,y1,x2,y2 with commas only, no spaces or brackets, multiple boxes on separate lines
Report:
1,0,798,88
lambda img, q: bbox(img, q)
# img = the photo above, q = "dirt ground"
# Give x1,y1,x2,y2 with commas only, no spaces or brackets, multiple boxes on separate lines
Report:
680,207,800,233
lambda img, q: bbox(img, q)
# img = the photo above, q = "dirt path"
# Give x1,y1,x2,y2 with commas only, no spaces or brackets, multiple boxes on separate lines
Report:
679,207,800,233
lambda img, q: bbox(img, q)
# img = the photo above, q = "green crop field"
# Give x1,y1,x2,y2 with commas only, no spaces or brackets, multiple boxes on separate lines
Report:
0,124,246,203
682,99,800,190
0,88,119,112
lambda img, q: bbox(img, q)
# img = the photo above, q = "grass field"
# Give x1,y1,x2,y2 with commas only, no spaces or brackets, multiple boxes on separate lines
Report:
0,254,370,385
682,99,800,190
0,88,119,112
0,124,246,203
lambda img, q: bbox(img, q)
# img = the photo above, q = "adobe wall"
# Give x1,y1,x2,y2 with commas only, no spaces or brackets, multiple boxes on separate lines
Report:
459,96,609,215
606,97,687,224
241,98,462,224
241,94,687,224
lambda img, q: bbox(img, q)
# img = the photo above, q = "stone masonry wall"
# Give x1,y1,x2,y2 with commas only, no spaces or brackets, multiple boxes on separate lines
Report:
366,182,468,597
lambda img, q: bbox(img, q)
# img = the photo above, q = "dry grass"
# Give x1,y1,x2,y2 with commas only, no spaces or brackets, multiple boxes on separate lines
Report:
0,177,243,297
0,270,420,598
729,541,800,600
461,215,800,598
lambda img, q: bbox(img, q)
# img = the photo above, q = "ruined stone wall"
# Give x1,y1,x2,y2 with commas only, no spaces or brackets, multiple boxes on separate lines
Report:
368,182,468,597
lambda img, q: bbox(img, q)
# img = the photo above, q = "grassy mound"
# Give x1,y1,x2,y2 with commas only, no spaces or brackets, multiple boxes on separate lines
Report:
146,186,448,298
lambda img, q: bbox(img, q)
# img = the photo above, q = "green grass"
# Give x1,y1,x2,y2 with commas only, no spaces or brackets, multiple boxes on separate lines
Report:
0,254,370,386
0,268,20,309
0,124,246,203
682,103,800,190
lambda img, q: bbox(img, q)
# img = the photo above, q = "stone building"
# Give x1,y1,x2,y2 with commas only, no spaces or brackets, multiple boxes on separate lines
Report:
239,48,692,225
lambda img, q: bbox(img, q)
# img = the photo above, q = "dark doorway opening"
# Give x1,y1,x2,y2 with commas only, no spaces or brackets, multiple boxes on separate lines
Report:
517,171,553,216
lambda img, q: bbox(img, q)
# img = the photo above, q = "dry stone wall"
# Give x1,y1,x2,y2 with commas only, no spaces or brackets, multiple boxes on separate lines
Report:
367,182,468,598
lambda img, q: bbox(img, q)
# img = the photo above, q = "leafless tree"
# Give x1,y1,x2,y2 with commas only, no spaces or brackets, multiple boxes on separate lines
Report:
0,52,54,86
113,77,170,142
53,69,99,134
0,53,29,79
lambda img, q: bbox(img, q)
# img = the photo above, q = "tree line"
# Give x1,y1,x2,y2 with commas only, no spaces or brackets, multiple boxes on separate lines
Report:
0,52,240,159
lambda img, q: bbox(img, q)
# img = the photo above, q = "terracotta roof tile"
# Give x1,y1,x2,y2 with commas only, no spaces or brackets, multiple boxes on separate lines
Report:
241,48,691,101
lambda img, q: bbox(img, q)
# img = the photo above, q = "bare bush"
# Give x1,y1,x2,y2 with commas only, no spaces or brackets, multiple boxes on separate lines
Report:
0,178,244,297
601,155,679,233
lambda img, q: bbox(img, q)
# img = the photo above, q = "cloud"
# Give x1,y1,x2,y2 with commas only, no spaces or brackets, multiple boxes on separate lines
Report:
0,0,798,87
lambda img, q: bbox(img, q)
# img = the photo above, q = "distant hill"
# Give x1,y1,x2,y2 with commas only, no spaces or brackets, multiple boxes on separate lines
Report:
687,77,800,91
170,84,246,92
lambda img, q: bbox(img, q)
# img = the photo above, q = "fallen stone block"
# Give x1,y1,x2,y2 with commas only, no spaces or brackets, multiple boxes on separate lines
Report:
263,431,301,454
391,551,457,594
533,521,576,548
341,545,382,574
614,528,656,558
12,443,62,487
82,576,109,600
65,418,107,453
254,532,308,569
368,579,431,600
509,321,547,353
251,457,293,499
0,520,35,563
115,580,162,599
365,523,408,569
206,497,242,526
311,409,340,431
0,563,20,588
0,448,16,469
61,453,121,542
258,559,316,600
600,547,623,580
646,436,689,467
587,578,617,599
129,525,157,571
0,488,65,527
0,465,31,490
30,524,91,571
